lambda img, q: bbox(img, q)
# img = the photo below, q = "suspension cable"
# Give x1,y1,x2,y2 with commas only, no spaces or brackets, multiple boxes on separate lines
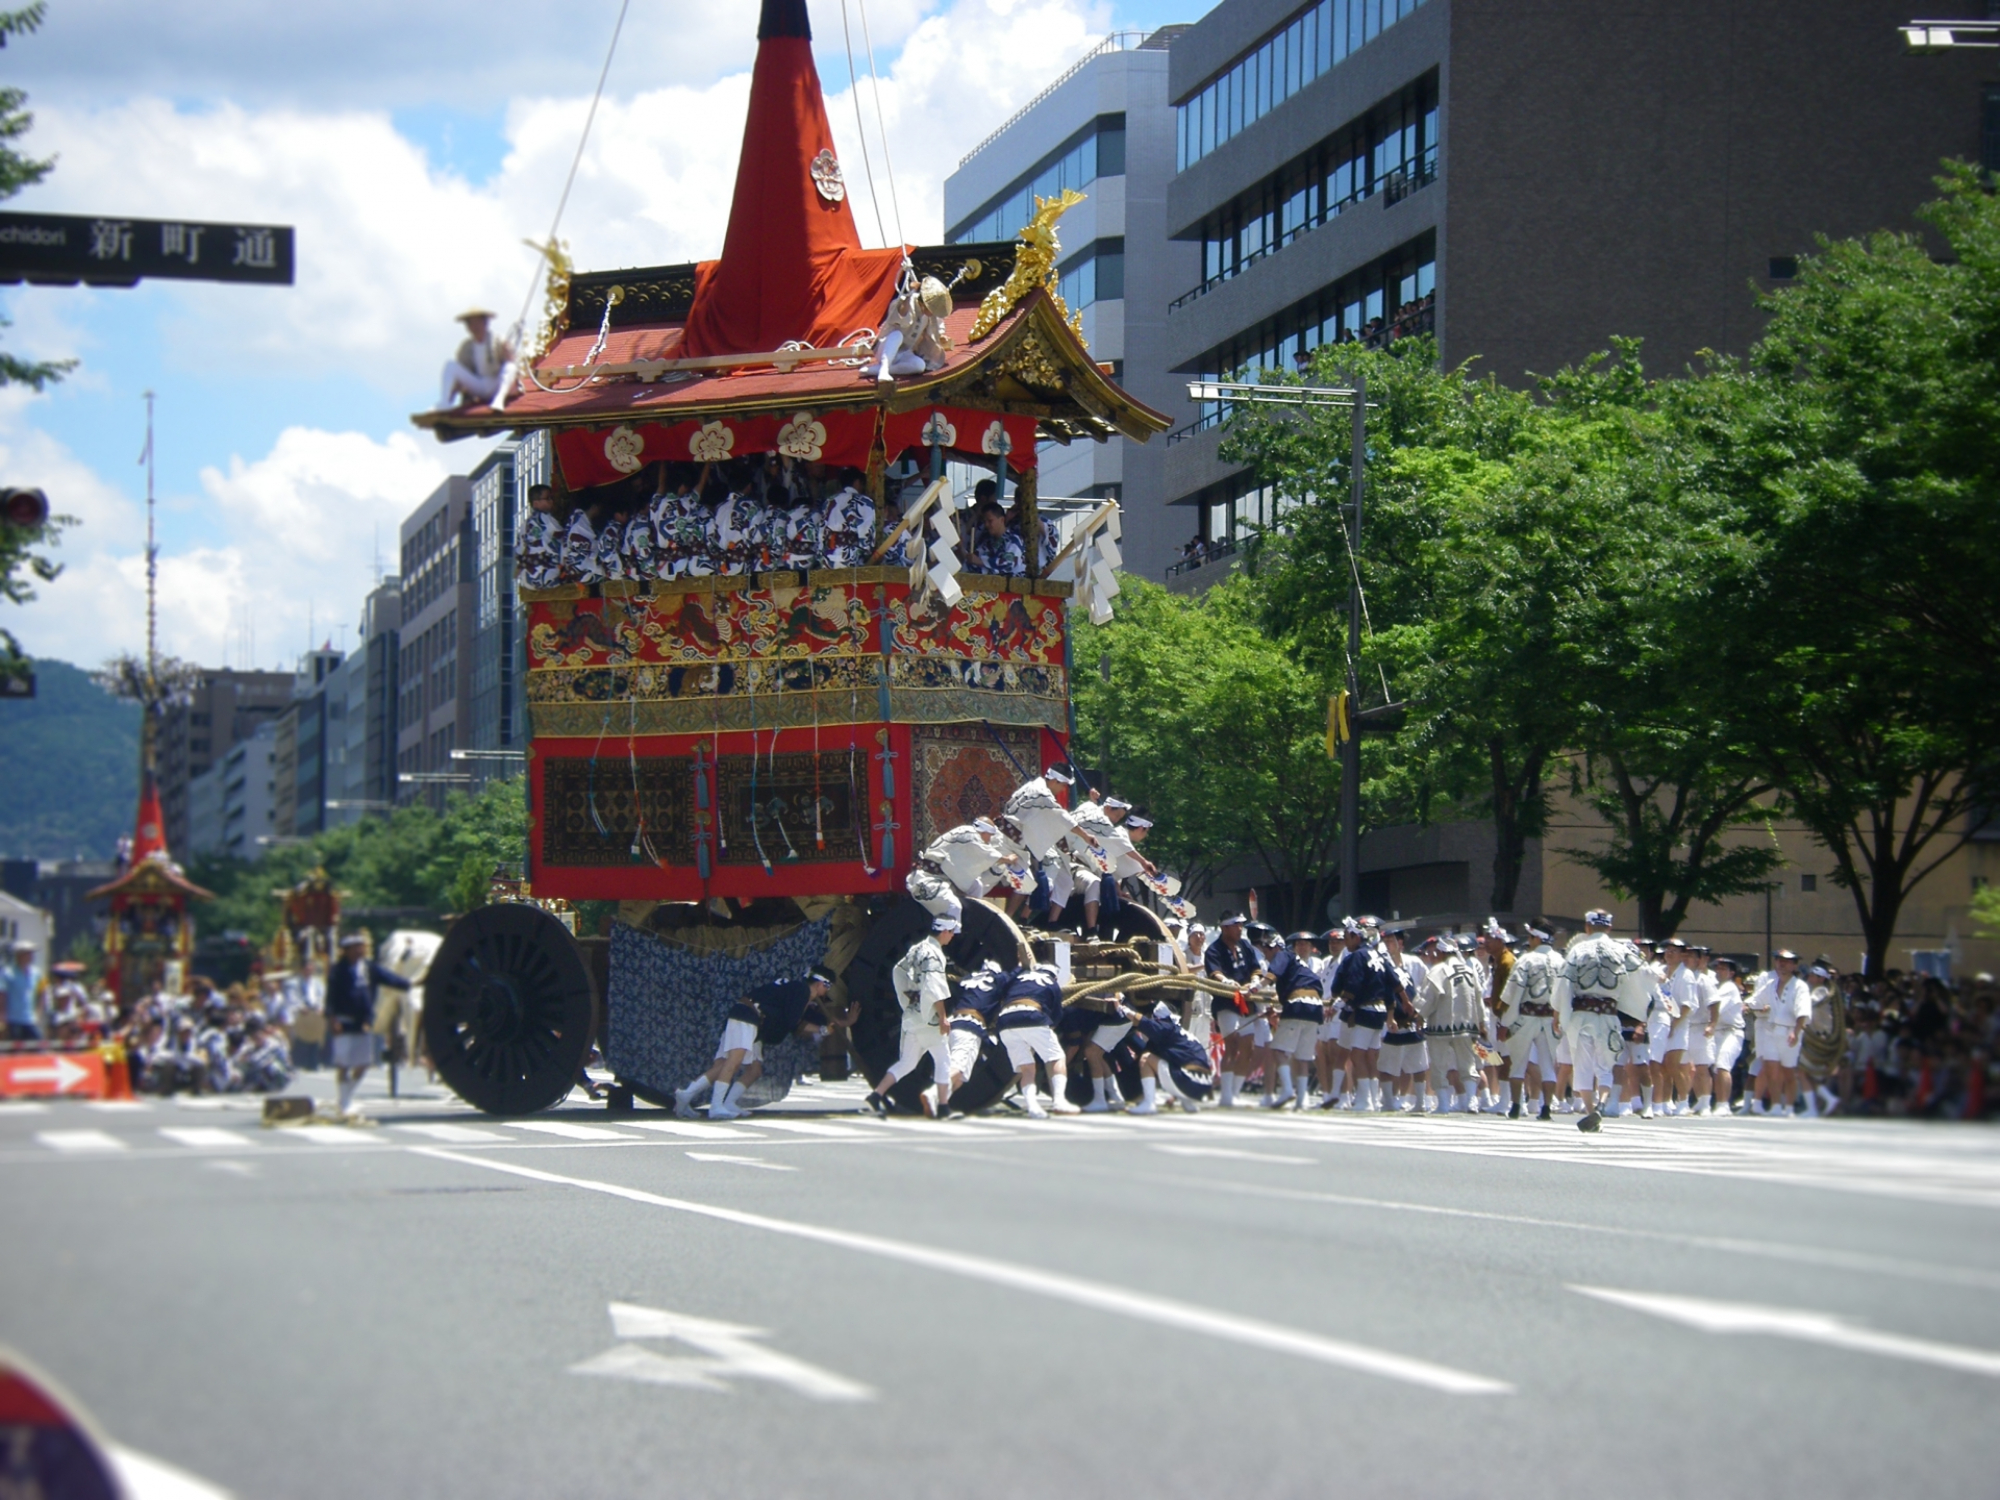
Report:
855,0,905,248
838,0,889,246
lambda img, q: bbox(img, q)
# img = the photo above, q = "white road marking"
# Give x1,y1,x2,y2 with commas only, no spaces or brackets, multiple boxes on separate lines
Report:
205,1159,258,1178
1152,1144,1315,1166
621,1119,765,1140
283,1125,386,1146
685,1152,796,1172
412,1147,1509,1395
748,1120,868,1138
0,1100,48,1114
393,1123,514,1144
158,1127,254,1150
569,1301,873,1401
1572,1285,2000,1379
36,1129,128,1154
84,1100,152,1113
508,1121,638,1141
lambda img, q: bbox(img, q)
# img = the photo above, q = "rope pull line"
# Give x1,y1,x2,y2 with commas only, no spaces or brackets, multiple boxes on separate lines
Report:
838,0,889,247
509,0,632,381
855,0,905,248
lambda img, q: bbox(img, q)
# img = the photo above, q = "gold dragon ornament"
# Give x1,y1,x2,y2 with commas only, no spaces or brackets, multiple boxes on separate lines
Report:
968,188,1088,343
518,236,575,366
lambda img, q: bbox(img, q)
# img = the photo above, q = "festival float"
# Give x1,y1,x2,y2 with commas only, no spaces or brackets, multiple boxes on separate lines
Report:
410,0,1171,1116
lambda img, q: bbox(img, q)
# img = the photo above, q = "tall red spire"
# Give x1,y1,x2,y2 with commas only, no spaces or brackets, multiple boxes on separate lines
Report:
130,773,168,865
680,0,904,358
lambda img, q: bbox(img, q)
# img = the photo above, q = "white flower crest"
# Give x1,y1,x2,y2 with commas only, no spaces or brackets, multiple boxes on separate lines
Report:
603,424,645,475
979,420,1013,457
919,411,957,449
776,412,827,461
688,421,734,462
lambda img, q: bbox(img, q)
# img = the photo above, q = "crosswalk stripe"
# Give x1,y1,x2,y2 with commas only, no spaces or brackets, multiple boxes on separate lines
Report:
508,1121,639,1142
749,1120,870,1138
36,1129,128,1153
684,1151,797,1171
158,1127,254,1149
393,1123,514,1143
83,1100,151,1113
618,1119,757,1140
283,1125,386,1146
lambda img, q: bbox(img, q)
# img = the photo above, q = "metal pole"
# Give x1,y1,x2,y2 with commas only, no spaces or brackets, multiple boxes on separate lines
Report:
1339,373,1364,920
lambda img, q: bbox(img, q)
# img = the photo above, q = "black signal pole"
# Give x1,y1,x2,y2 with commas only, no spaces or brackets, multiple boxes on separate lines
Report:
1340,372,1364,922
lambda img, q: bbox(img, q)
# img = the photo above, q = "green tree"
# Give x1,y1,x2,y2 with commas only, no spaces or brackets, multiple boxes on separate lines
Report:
1073,575,1345,929
0,3,75,690
1706,166,2000,974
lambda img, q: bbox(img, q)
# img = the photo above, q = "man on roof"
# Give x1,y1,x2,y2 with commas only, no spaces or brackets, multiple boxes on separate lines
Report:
438,308,518,412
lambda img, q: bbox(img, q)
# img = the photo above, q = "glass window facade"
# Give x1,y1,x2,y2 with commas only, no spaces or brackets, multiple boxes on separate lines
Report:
949,115,1126,244
1185,229,1435,437
1177,0,1432,171
1182,73,1437,306
1057,238,1125,311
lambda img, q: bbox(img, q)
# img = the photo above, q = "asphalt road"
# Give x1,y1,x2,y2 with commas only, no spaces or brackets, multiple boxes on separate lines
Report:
3,1073,1998,1500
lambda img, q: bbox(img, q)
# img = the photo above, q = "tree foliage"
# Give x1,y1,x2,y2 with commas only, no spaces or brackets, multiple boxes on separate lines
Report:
188,779,529,948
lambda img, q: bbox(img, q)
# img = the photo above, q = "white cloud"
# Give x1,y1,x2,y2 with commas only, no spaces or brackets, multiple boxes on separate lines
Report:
5,390,459,671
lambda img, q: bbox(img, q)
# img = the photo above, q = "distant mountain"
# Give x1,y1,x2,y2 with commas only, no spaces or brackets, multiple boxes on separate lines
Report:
0,659,140,860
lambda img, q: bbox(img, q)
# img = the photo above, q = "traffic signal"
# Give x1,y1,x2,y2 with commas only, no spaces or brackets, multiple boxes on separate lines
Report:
1,487,48,529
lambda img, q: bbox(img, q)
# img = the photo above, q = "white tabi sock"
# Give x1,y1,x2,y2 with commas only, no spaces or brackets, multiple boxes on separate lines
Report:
1642,1085,1655,1110
1220,1073,1239,1106
721,1081,746,1111
1091,1075,1107,1106
336,1075,358,1115
1330,1068,1346,1098
1276,1064,1293,1098
677,1076,712,1104
1141,1077,1157,1105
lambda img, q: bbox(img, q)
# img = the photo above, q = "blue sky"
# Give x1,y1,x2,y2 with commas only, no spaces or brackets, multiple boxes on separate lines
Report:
3,0,1198,671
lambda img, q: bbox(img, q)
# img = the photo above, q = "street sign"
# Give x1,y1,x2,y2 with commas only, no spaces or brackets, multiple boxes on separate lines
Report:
0,1050,104,1097
0,1352,121,1500
0,211,294,287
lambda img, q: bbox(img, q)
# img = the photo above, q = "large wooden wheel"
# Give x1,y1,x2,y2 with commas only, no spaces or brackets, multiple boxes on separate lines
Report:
423,903,599,1116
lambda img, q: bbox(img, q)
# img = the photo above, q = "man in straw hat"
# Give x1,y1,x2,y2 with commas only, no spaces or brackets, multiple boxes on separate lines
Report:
438,307,518,411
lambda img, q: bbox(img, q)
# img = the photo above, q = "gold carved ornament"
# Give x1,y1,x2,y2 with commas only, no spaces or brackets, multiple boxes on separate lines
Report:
968,189,1088,343
518,237,574,366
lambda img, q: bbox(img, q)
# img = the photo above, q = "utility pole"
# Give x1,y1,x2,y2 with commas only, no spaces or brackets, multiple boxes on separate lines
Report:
1339,373,1364,922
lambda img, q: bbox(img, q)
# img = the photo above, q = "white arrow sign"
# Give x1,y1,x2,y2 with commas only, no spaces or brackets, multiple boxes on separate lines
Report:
9,1055,89,1092
569,1301,873,1402
1571,1285,2000,1379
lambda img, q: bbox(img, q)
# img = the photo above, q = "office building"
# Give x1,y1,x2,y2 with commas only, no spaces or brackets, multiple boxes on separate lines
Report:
156,668,292,856
467,438,529,787
397,476,475,810
288,645,344,836
944,28,1198,582
216,721,279,858
1159,0,1991,564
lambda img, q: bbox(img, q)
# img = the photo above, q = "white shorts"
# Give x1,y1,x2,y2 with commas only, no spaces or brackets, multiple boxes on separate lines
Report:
946,1025,984,1082
1216,1009,1254,1039
1427,1033,1475,1084
1647,1013,1674,1063
906,868,963,923
1685,1027,1718,1067
1317,1016,1343,1045
329,1032,379,1070
1666,1020,1690,1053
716,1018,763,1063
1378,1037,1429,1076
1000,1021,1063,1070
1217,1011,1270,1046
1567,1012,1621,1089
1503,1017,1558,1079
1089,1021,1134,1054
1342,1019,1385,1053
1273,1018,1319,1060
1713,1028,1744,1072
1554,1031,1572,1066
1756,1020,1802,1068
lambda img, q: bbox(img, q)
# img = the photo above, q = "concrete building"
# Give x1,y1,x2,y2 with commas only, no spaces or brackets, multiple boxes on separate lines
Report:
397,476,475,810
359,580,403,814
184,761,225,859
467,439,528,789
0,858,112,963
288,646,344,836
156,668,292,856
215,721,279,859
1158,0,1993,564
0,889,53,972
944,28,1199,582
